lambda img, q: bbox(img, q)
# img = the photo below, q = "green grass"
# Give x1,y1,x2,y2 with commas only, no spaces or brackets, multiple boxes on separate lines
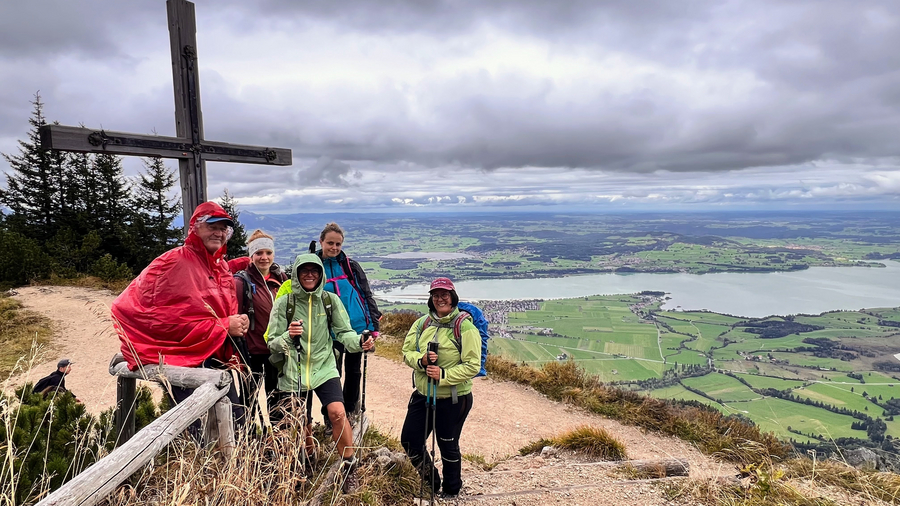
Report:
732,373,805,391
682,373,760,402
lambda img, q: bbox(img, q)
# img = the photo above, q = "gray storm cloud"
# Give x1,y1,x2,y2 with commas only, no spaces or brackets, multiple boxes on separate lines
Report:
1,0,899,212
296,157,361,187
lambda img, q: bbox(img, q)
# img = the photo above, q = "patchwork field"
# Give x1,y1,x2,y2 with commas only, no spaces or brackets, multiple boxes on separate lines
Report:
481,295,900,447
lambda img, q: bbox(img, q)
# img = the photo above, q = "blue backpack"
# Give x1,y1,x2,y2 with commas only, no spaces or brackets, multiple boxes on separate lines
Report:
458,302,490,377
415,301,490,378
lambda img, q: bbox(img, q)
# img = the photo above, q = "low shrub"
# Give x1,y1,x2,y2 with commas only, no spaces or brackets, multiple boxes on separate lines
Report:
521,425,628,461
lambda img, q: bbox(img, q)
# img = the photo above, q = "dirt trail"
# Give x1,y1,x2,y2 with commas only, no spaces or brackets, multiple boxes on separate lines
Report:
9,285,736,504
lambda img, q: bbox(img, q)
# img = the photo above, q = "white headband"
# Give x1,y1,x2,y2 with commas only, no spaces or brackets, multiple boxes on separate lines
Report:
248,237,275,257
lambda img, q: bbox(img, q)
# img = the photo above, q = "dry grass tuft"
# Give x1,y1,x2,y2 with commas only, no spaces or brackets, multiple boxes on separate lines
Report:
37,274,131,294
0,294,54,377
99,414,422,506
520,425,628,461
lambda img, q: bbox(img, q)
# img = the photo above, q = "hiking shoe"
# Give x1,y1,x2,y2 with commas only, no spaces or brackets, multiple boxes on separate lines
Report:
416,457,441,493
323,418,333,438
438,491,459,501
340,457,359,493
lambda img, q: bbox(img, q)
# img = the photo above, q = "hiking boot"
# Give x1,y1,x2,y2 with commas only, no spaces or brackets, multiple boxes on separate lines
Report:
416,456,441,493
323,417,333,438
438,491,460,501
439,480,463,500
340,457,359,493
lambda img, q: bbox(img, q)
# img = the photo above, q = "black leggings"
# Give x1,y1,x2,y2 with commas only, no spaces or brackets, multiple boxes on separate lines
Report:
400,390,473,495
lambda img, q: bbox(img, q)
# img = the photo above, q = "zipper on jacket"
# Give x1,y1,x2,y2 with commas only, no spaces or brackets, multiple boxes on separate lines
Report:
305,295,313,391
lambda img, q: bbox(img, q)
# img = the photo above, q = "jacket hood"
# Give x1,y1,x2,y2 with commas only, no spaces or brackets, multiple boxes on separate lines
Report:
291,253,324,296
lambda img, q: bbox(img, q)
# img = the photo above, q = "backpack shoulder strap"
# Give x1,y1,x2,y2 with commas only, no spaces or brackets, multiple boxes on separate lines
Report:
285,292,296,324
321,291,334,336
415,315,433,352
450,311,472,354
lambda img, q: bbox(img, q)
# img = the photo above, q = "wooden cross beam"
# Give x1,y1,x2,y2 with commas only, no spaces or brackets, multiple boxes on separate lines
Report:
39,0,291,226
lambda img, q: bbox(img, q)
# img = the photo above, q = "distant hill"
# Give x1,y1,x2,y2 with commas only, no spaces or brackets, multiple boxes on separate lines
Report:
238,211,300,231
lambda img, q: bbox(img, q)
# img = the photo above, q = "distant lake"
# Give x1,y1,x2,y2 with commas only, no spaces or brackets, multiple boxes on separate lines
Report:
376,261,900,318
381,252,474,260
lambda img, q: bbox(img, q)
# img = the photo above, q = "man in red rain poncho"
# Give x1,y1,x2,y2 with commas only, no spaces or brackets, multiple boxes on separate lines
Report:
111,202,249,417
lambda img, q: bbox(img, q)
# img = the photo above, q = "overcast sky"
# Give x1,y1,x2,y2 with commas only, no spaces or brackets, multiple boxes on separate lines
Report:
1,0,899,214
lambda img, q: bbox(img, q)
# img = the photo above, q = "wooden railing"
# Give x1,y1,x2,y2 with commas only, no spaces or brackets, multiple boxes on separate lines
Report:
35,354,235,506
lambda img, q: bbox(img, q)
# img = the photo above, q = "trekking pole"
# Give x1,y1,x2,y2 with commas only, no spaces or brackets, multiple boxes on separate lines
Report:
360,330,373,416
427,341,439,505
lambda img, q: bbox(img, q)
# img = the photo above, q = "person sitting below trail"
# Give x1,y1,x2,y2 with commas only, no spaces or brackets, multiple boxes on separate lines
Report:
400,277,480,499
111,201,249,422
313,222,382,433
233,229,288,398
265,253,375,493
33,358,79,401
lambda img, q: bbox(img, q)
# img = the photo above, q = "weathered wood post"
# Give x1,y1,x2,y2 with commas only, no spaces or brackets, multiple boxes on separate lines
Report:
114,376,136,445
108,353,234,454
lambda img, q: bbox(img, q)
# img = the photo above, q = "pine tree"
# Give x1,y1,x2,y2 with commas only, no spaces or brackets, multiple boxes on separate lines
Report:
219,188,247,258
92,153,133,261
133,157,182,268
1,93,68,240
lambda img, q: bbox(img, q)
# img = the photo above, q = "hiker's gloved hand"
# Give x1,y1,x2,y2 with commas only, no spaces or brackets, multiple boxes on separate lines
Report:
228,314,249,337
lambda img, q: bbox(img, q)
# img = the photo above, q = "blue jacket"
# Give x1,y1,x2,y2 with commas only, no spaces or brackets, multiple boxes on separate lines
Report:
318,251,381,333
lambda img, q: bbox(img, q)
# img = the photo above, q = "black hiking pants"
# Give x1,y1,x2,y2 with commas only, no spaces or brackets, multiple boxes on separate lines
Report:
400,390,473,495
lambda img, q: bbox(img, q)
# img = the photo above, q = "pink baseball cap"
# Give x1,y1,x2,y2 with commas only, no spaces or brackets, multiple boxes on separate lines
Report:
429,277,455,292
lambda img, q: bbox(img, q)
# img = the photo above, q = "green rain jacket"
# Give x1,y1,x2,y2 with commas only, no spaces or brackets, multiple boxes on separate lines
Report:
402,307,481,399
266,253,363,393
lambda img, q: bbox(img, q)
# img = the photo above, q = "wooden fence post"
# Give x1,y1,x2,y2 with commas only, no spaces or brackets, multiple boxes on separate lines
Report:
115,376,136,445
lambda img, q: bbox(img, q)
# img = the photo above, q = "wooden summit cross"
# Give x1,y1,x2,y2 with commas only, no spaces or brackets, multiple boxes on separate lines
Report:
39,0,291,224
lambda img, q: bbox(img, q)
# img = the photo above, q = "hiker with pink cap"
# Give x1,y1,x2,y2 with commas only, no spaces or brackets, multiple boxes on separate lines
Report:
400,277,481,500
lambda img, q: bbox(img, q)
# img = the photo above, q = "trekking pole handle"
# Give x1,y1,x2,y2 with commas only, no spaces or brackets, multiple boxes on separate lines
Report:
427,341,439,365
361,330,375,353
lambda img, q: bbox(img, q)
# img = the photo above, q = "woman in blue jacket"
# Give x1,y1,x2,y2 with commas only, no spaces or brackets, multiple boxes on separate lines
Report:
315,222,382,428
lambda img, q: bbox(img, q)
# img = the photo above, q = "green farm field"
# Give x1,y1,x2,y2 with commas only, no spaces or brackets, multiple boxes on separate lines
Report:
487,294,900,448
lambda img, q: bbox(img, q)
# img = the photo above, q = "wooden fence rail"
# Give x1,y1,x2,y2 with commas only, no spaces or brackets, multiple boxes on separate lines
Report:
34,355,234,506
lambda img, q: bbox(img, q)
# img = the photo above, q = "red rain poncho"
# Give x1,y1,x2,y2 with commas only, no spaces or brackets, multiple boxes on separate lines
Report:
112,202,239,370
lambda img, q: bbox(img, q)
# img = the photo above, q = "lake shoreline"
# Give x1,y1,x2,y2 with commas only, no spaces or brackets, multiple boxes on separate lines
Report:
376,260,900,318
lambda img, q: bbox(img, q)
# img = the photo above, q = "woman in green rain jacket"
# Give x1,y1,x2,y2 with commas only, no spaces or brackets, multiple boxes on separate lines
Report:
400,277,480,499
266,253,374,492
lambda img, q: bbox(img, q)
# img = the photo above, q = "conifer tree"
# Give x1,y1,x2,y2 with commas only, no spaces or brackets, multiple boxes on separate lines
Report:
219,188,248,258
133,157,182,267
1,93,68,240
93,153,133,259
